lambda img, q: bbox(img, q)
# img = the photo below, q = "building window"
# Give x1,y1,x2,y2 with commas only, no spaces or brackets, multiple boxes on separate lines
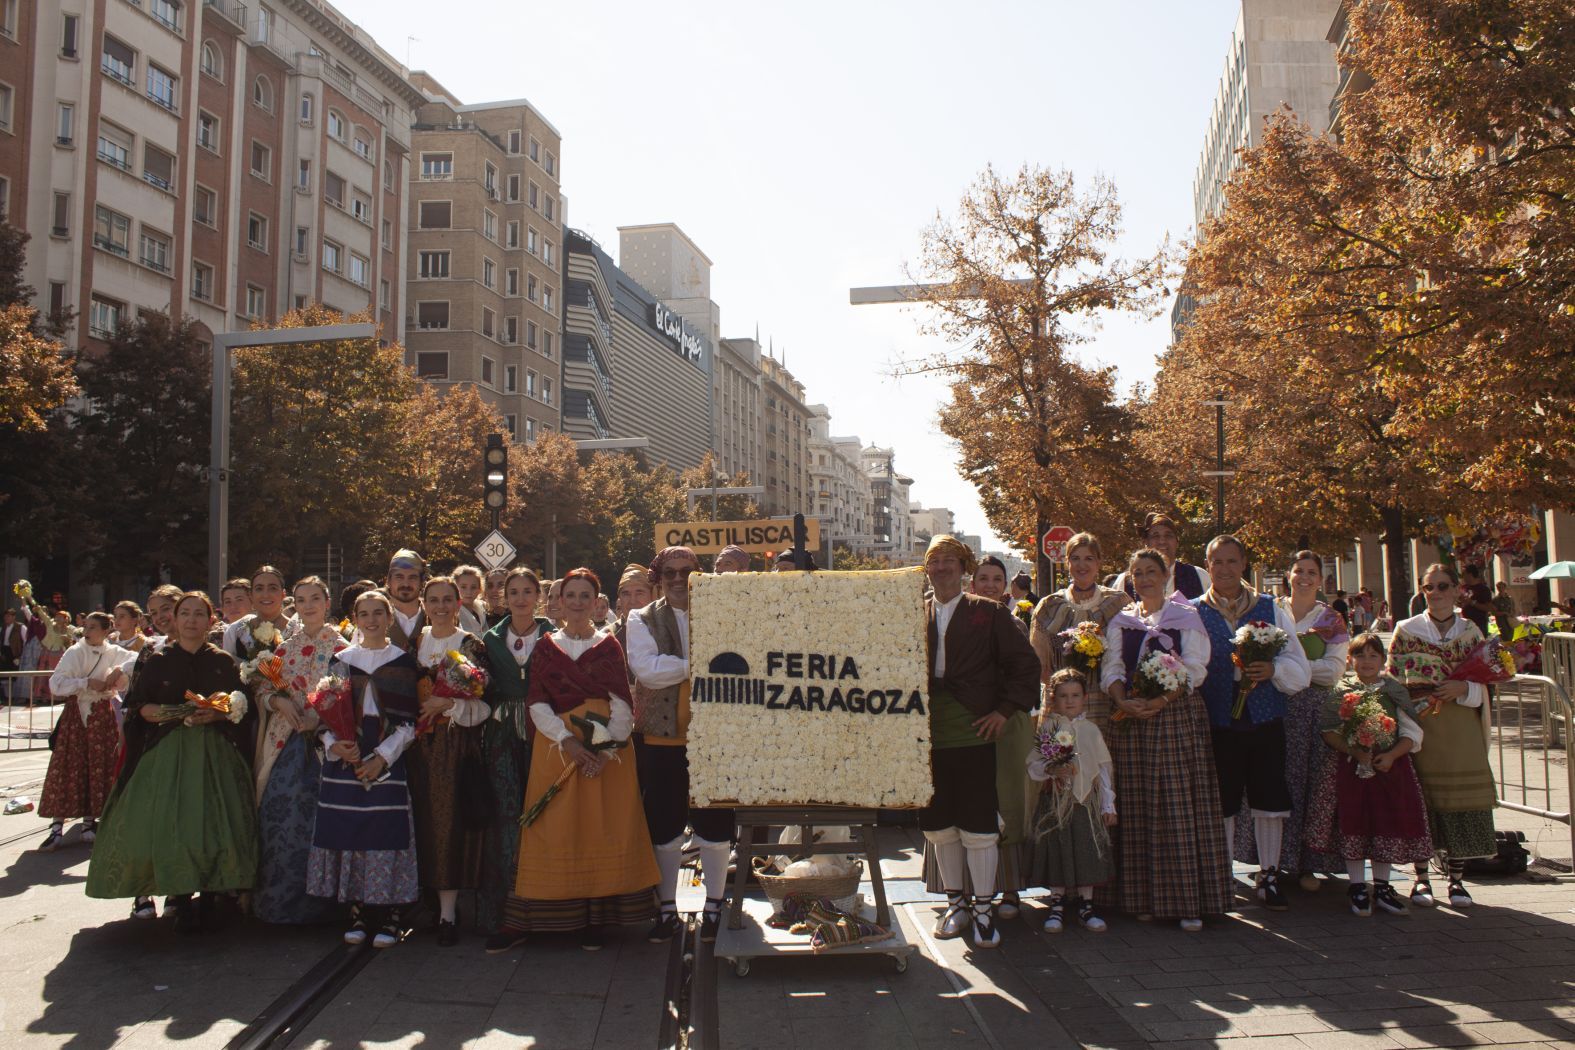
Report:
56,103,74,145
528,182,538,209
416,302,449,330
93,205,131,256
481,310,495,339
543,331,553,357
89,296,123,338
101,36,135,86
47,282,66,322
484,163,497,194
503,317,517,344
299,92,313,123
379,279,390,311
545,152,556,176
526,321,537,349
504,413,517,437
528,137,539,162
96,122,133,171
420,152,452,179
294,294,306,311
481,355,494,384
327,110,346,141
527,274,537,301
252,75,273,112
384,159,395,191
415,351,448,378
507,174,520,201
246,285,266,318
482,258,495,289
348,253,369,287
250,140,271,181
418,200,451,228
543,241,554,269
197,111,220,152
149,0,181,32
321,239,342,273
545,196,555,222
508,130,520,154
505,269,518,296
294,226,309,256
139,230,171,273
51,192,70,236
247,212,269,251
418,251,450,279
484,210,497,241
525,369,536,396
143,140,176,191
353,132,372,161
324,171,345,207
381,218,392,250
194,185,216,226
526,227,538,255
524,418,536,442
200,40,221,79
146,64,179,112
542,287,553,312
543,377,552,406
505,220,519,249
297,158,311,189
352,192,372,224
62,14,79,58
503,364,518,392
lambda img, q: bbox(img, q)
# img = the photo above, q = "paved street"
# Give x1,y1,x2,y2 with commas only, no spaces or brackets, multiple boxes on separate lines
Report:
0,745,1571,1049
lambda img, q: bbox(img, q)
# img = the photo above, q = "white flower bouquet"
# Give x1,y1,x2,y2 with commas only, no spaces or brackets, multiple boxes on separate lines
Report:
1230,619,1289,719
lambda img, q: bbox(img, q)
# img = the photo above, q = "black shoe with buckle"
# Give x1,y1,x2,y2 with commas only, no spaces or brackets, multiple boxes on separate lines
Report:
1373,881,1407,915
647,912,681,943
1257,870,1289,911
436,918,458,947
1348,883,1372,917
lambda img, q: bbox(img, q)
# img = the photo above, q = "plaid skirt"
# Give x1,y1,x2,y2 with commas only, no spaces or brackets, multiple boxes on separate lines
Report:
1110,692,1230,920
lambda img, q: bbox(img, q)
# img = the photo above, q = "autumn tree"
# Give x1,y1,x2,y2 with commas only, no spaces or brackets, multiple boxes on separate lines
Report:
228,305,420,575
902,165,1172,585
1145,0,1575,603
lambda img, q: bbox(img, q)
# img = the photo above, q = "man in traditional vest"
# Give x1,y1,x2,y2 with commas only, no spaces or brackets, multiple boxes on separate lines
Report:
1193,534,1310,911
922,534,1041,949
626,545,734,943
1117,512,1212,601
385,549,427,653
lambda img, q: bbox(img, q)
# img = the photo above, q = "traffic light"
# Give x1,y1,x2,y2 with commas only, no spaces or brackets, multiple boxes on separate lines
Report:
483,433,507,518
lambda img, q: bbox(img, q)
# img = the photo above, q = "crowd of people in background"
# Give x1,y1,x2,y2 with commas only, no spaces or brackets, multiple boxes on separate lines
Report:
0,513,1552,954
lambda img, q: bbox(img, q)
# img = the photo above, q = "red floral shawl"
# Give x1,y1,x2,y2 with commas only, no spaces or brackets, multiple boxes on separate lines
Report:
524,633,632,734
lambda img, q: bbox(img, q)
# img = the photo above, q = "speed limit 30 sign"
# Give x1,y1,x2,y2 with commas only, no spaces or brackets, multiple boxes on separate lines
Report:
474,529,517,572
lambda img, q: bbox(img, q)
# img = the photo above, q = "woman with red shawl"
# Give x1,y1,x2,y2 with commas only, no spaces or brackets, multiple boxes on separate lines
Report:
505,568,659,951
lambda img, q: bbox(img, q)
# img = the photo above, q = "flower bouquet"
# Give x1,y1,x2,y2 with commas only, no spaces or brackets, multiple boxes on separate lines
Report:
1112,648,1192,727
1230,620,1289,720
519,711,625,827
1336,688,1397,778
12,579,33,604
1057,621,1105,679
150,689,249,724
416,648,490,734
306,674,357,742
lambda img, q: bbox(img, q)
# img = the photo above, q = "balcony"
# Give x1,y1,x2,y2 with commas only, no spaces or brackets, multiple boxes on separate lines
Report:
101,61,135,88
202,0,248,32
96,146,132,172
93,235,129,258
143,170,173,192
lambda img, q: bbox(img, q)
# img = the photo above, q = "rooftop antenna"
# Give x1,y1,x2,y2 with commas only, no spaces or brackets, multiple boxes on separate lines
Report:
406,36,418,68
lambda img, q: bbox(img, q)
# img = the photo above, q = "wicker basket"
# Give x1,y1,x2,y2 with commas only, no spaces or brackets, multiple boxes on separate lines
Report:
753,860,863,916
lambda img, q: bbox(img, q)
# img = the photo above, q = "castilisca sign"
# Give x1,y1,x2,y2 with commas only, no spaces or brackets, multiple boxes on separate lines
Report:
653,518,821,555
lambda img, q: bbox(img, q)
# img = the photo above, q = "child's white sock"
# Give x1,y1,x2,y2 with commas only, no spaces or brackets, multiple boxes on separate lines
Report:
1252,813,1284,873
1345,859,1368,884
438,889,458,923
1372,862,1392,883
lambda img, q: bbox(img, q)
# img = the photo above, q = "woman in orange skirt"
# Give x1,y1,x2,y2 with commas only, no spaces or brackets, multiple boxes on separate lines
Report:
505,568,658,952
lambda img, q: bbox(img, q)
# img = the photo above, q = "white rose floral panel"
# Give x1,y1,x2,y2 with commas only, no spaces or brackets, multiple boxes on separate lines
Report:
687,567,934,808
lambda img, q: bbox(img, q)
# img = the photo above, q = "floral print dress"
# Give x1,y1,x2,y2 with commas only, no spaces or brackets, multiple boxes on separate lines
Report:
253,623,345,924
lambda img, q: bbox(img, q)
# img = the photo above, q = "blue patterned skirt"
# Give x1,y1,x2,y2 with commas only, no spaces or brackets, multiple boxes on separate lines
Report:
253,734,338,924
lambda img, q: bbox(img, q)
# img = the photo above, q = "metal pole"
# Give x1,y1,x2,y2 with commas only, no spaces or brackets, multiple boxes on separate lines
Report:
1215,392,1226,535
208,335,233,597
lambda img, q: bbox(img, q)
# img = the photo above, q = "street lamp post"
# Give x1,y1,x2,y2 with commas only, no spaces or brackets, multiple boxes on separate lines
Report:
208,322,376,596
1200,393,1233,536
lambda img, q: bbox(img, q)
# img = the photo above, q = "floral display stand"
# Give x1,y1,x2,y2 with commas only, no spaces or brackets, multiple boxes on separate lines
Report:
715,806,915,977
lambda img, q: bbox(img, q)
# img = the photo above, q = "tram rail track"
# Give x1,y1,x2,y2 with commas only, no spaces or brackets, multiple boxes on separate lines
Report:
224,941,376,1050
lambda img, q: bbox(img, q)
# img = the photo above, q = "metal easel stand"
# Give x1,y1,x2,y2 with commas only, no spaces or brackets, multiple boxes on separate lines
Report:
715,805,915,977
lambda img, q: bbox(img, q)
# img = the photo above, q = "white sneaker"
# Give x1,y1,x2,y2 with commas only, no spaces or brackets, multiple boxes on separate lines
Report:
1179,918,1203,933
1077,903,1107,933
1042,914,1064,934
934,899,971,940
344,926,368,946
372,928,400,948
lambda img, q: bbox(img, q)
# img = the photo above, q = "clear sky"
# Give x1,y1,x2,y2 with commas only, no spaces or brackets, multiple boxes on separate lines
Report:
339,0,1245,550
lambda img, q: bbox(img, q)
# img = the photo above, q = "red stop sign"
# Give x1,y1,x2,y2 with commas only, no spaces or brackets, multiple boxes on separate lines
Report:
1042,525,1074,562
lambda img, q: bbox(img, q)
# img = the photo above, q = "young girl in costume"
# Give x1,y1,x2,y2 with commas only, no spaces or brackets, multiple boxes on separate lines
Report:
1027,669,1116,933
1305,633,1431,917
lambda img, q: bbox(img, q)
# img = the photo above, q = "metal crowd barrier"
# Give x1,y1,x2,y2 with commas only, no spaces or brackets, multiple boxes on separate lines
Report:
1540,632,1575,745
1488,670,1574,868
0,671,57,752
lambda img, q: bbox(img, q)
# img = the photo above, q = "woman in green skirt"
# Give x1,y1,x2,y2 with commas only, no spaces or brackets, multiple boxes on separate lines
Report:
86,591,258,932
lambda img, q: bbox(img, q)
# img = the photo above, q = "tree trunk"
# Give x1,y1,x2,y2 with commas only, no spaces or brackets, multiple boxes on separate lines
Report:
1380,503,1410,618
